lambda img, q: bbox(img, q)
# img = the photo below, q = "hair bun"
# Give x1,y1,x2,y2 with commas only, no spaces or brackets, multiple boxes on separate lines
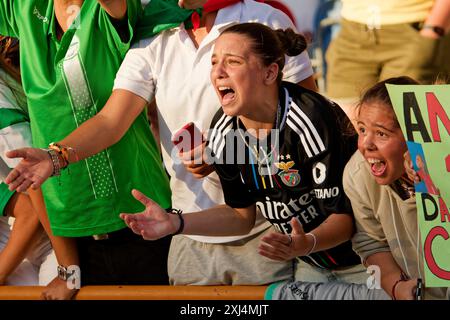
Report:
275,28,307,56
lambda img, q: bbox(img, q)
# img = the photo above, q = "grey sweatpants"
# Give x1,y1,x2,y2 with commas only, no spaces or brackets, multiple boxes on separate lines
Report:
265,280,391,300
168,227,294,285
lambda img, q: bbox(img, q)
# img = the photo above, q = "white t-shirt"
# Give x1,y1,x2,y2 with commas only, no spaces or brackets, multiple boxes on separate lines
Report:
114,0,314,243
0,69,30,174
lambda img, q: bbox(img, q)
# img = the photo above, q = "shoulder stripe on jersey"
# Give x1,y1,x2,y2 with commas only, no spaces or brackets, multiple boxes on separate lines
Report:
209,113,229,152
210,114,234,158
290,101,326,151
289,106,320,155
213,117,234,155
212,113,229,133
289,107,321,155
286,118,314,157
287,100,325,158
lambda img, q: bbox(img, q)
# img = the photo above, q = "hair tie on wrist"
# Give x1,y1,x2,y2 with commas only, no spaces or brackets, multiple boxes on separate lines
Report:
392,271,409,300
170,209,184,235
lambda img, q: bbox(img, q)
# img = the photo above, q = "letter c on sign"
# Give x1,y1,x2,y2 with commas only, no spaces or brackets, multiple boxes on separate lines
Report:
424,226,450,280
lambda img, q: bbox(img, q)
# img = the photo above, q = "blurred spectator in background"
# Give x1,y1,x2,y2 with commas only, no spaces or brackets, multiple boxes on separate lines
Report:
326,0,450,120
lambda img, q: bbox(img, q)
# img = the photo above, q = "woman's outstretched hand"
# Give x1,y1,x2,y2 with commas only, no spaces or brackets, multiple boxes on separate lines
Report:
258,217,313,261
120,189,180,240
5,148,53,192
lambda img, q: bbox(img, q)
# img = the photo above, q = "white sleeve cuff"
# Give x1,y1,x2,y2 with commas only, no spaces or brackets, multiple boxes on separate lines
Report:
113,78,154,103
283,50,314,84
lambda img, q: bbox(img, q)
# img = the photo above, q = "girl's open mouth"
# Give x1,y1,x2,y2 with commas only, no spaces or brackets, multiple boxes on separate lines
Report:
368,158,386,177
218,86,235,105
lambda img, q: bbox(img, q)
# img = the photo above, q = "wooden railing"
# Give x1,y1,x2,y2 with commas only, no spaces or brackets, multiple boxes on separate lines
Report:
0,285,267,300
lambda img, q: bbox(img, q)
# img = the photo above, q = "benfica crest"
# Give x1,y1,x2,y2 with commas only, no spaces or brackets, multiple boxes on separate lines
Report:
275,160,300,187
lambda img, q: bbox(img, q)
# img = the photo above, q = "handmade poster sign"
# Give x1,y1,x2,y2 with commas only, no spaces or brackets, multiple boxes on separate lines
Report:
387,84,450,287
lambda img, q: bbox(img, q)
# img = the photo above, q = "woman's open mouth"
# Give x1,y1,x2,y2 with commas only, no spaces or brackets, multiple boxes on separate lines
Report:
367,158,387,177
218,86,236,105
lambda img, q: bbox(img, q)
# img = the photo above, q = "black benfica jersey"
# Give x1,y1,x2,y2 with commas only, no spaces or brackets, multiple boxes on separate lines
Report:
208,82,360,269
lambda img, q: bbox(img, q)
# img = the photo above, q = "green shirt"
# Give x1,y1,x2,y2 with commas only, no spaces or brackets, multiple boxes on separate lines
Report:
0,0,172,236
135,0,200,40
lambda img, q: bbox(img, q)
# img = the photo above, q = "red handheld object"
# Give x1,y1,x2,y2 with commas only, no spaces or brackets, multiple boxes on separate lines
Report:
171,122,203,152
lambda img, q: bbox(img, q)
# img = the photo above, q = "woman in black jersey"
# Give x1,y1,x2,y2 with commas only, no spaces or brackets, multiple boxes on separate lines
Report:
120,23,384,292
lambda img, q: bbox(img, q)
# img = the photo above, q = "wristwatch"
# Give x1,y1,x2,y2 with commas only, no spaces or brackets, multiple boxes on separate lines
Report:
57,265,73,281
57,265,69,281
422,25,446,37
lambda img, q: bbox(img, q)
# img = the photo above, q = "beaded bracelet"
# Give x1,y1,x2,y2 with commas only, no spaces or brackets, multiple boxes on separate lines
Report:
48,142,79,169
170,209,184,235
44,148,62,177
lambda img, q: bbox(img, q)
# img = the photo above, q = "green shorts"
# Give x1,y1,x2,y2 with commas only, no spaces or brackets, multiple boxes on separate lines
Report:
0,182,15,216
326,19,450,100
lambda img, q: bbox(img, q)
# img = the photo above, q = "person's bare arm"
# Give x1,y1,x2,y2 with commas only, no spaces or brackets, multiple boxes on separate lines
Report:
60,89,147,159
97,0,128,20
366,251,417,300
181,205,256,237
0,193,42,285
259,213,354,261
422,0,450,38
178,0,208,10
27,188,79,300
54,0,128,37
5,90,147,192
120,189,256,239
306,212,354,249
